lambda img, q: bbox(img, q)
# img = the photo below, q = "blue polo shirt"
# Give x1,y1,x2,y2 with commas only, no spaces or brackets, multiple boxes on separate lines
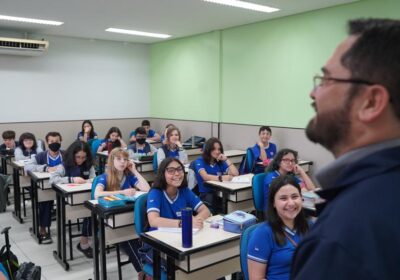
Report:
48,152,62,167
263,171,301,211
130,129,156,138
96,173,138,190
247,222,301,280
193,157,229,193
147,187,203,230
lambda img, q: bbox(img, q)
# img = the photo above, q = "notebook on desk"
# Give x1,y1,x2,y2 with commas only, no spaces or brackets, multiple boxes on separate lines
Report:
138,155,154,162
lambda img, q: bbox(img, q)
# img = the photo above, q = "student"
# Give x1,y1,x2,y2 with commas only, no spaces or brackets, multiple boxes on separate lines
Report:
193,137,239,213
263,149,315,209
247,175,310,280
25,132,63,244
156,126,188,166
251,126,278,174
145,158,210,271
130,120,160,143
14,132,43,161
0,130,18,156
160,123,175,144
50,140,95,258
97,127,127,152
77,120,98,143
127,127,157,160
94,147,150,276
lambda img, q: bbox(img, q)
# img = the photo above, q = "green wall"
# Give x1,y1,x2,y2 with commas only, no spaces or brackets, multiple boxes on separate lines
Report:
150,0,400,128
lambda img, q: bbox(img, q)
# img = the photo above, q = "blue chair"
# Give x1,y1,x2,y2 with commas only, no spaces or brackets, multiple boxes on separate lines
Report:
134,193,167,280
252,173,267,220
91,139,103,157
240,224,259,280
152,152,158,174
90,175,101,200
239,148,256,175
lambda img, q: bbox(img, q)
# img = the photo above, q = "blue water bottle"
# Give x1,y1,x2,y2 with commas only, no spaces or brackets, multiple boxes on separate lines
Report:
181,208,193,248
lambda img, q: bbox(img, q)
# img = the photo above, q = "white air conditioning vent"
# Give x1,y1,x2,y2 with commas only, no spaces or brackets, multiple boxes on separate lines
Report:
0,37,49,56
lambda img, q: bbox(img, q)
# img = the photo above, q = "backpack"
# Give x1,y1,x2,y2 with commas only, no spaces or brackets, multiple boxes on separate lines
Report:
0,227,19,280
14,262,41,280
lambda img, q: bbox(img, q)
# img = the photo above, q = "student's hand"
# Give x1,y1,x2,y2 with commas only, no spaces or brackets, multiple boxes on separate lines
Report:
176,141,182,148
257,141,265,148
222,175,233,181
192,216,204,229
123,188,136,196
293,164,305,175
84,127,91,133
101,143,106,148
86,178,94,183
127,160,137,173
47,166,57,172
73,177,86,184
217,154,228,162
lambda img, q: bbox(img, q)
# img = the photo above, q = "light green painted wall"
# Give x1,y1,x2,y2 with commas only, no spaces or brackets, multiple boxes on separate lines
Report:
149,31,220,122
150,0,400,127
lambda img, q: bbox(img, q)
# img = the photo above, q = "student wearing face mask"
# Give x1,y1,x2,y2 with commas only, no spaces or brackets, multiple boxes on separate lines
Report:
127,127,157,160
25,132,63,244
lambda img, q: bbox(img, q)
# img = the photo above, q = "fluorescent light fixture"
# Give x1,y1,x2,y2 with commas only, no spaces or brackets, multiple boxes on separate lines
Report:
105,28,171,39
204,0,279,13
0,15,63,26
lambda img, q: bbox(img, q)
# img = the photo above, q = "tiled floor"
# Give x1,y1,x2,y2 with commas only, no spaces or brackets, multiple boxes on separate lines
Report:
0,201,138,280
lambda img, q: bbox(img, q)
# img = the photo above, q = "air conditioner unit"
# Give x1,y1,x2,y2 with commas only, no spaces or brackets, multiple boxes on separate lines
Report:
0,37,49,56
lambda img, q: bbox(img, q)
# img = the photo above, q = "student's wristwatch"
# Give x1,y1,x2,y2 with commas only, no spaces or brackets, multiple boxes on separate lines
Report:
218,175,223,182
178,220,182,228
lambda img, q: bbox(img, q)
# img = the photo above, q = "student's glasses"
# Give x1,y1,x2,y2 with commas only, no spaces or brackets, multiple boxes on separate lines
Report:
281,158,297,164
165,167,184,175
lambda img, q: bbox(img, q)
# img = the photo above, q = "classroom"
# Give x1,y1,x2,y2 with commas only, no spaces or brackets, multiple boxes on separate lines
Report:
1,0,399,279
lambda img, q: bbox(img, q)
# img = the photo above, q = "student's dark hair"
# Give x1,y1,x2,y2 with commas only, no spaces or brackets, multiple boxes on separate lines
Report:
266,175,309,246
165,123,175,129
141,120,150,126
152,157,188,190
81,120,96,139
105,127,122,139
202,137,224,165
266,148,298,172
18,132,38,151
342,19,400,119
135,127,147,136
63,140,93,170
259,126,272,134
2,130,15,140
45,132,62,142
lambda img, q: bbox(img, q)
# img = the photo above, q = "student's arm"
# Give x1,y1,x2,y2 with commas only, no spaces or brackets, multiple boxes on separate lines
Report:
248,260,267,280
14,147,26,161
157,148,166,166
118,137,127,149
94,184,136,199
50,165,69,184
258,143,268,161
88,166,96,180
24,156,46,173
149,144,157,155
226,159,239,176
128,161,150,192
128,149,140,160
97,141,106,152
147,189,180,228
178,149,188,164
148,133,161,142
129,131,136,144
294,165,316,191
198,169,232,182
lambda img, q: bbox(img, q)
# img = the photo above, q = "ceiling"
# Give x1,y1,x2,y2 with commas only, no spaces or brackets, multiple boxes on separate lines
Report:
0,0,358,44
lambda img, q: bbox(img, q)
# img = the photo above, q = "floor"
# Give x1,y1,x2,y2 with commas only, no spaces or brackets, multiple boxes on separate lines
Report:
0,197,138,280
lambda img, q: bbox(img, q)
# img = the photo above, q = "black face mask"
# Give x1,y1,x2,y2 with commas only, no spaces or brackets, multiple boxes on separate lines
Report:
136,138,146,145
48,142,61,152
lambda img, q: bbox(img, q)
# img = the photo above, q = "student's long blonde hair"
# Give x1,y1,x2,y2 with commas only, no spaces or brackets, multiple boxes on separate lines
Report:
106,148,130,191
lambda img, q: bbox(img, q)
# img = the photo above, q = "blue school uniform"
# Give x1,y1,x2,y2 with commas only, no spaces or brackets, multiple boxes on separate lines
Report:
130,129,156,138
128,142,152,155
252,142,277,173
263,171,301,210
193,157,229,193
77,131,98,141
96,173,138,190
147,187,203,230
247,222,301,280
35,150,63,167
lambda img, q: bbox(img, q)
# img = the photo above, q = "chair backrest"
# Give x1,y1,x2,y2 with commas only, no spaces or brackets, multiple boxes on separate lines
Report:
152,152,158,174
252,173,267,212
91,139,103,158
239,148,256,175
240,223,259,280
134,193,149,235
90,175,102,200
187,161,197,191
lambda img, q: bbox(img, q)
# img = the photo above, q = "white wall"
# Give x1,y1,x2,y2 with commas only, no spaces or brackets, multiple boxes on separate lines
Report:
0,32,149,123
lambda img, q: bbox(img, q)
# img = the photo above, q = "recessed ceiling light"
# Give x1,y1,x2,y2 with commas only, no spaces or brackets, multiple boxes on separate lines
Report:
0,15,63,26
204,0,279,13
105,28,171,39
